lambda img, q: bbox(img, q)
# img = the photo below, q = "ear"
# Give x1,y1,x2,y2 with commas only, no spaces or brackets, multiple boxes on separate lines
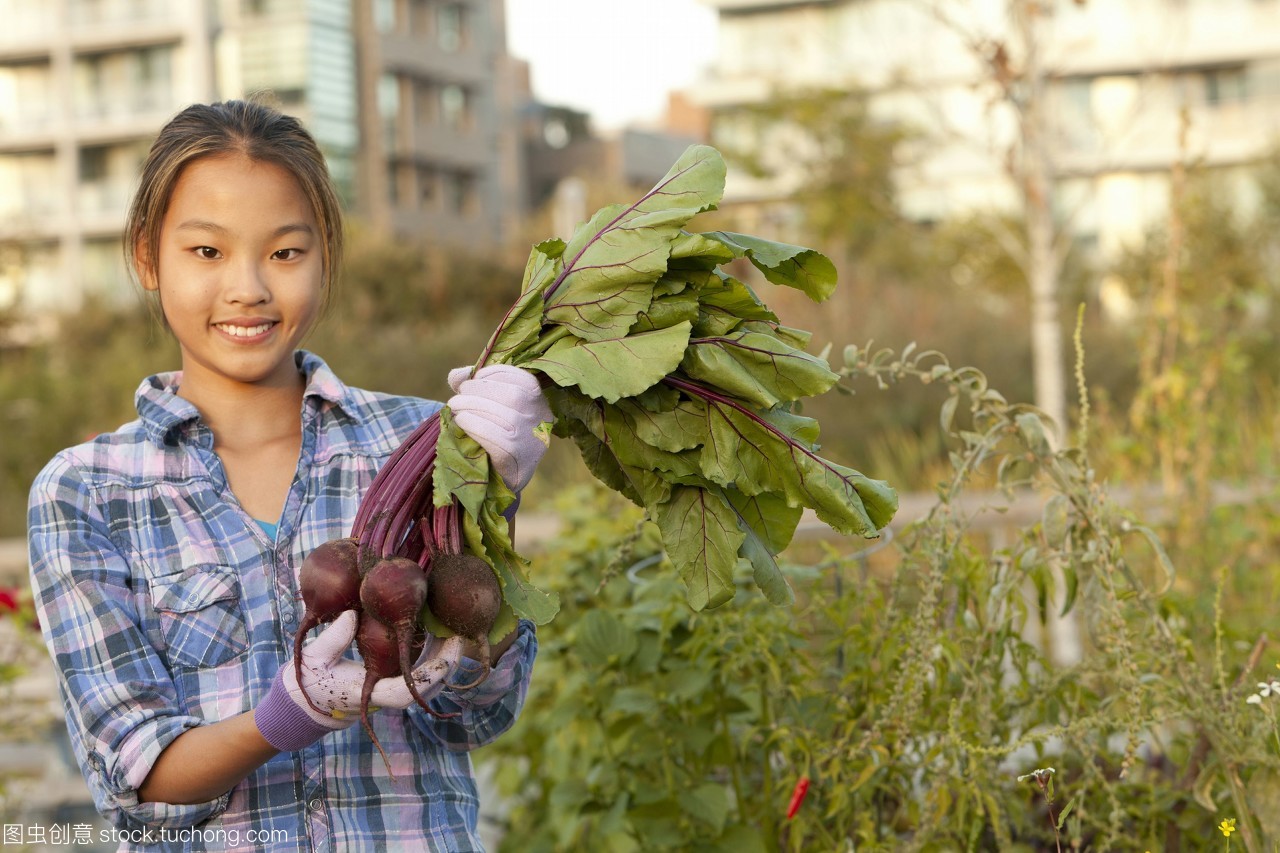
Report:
134,241,158,291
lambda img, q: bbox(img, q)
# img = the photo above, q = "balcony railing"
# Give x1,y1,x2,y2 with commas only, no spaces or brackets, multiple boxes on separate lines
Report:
77,180,134,217
69,0,177,29
0,2,56,47
73,83,173,122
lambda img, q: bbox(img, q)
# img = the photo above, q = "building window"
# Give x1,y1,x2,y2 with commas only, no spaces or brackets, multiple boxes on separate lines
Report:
417,165,436,208
273,87,305,107
73,55,106,117
440,84,467,130
386,163,400,207
543,117,570,149
413,80,436,125
373,0,395,32
3,241,60,312
1204,66,1247,105
242,0,304,15
437,3,465,52
82,237,132,305
78,141,148,215
0,152,59,217
0,61,55,129
74,47,173,118
132,46,172,111
79,146,107,183
443,170,474,215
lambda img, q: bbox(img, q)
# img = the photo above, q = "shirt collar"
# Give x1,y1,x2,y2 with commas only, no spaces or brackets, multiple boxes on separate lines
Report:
136,350,359,446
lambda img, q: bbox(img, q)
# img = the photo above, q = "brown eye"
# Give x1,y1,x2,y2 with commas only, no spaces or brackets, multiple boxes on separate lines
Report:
196,246,221,260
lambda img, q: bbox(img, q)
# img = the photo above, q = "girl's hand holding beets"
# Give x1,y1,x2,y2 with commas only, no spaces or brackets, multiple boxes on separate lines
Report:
255,611,461,751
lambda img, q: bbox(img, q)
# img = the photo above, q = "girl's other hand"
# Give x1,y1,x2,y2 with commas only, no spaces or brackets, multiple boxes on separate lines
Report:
447,365,553,491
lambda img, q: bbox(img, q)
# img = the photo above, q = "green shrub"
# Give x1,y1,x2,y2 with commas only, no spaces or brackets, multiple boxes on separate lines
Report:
481,345,1280,852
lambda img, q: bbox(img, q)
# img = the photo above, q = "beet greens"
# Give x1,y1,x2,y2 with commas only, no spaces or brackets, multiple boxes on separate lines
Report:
436,144,898,613
293,144,898,753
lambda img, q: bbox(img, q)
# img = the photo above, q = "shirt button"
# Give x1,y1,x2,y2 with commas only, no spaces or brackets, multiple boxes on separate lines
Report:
308,797,323,812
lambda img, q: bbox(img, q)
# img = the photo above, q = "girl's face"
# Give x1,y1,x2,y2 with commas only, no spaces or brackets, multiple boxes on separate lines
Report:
141,153,324,397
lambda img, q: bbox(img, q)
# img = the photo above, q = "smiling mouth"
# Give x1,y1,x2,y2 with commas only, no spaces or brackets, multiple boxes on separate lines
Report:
215,322,275,338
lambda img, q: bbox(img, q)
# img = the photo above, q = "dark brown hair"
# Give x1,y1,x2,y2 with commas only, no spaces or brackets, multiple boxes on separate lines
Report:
125,98,344,311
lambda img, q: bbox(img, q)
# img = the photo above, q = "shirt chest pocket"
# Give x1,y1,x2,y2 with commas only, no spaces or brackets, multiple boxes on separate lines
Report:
151,566,249,669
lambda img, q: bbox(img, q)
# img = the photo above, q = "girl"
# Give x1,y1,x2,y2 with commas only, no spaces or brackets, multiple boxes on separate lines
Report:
27,99,550,851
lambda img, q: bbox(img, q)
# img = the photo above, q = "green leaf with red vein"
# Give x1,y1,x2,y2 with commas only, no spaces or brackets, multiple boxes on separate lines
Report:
630,289,701,334
616,398,707,453
478,242,562,368
542,145,726,342
723,487,800,606
682,329,839,409
463,498,559,626
702,231,839,301
525,322,692,402
656,485,744,610
724,487,803,554
692,274,778,337
669,231,737,269
432,407,490,518
602,405,704,481
669,377,896,537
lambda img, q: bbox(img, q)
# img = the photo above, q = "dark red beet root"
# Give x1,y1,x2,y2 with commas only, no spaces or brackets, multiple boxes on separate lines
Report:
294,537,361,715
364,558,459,717
425,554,502,689
355,615,415,776
360,557,428,627
356,559,457,775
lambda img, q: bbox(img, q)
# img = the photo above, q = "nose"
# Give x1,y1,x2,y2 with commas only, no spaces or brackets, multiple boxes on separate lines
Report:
226,258,271,304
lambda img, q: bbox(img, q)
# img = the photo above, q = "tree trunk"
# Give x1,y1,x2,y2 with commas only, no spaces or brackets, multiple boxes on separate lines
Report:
1016,0,1067,444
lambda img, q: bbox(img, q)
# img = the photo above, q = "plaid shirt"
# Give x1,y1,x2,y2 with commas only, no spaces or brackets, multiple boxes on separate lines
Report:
27,351,536,852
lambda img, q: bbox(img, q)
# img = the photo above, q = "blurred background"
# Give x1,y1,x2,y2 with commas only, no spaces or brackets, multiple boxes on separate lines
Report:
0,0,1278,849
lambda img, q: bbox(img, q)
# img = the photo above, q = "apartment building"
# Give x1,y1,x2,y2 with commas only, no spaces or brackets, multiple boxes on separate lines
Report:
353,0,524,245
0,0,215,313
690,0,1280,259
0,0,521,316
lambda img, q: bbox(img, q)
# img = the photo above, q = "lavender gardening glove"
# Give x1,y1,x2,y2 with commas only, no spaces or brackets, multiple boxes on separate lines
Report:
256,611,366,751
447,365,553,492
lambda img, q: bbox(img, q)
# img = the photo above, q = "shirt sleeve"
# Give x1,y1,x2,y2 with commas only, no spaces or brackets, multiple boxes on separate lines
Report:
409,619,537,752
27,453,231,830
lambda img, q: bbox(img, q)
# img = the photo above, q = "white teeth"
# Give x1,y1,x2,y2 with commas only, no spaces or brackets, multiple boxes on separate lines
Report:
217,323,273,337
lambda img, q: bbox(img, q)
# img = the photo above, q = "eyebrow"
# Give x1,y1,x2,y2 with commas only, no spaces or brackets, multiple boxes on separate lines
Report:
174,220,315,239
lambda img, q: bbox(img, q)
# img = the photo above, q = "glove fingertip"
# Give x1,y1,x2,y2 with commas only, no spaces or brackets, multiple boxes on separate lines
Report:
476,364,542,392
368,680,412,710
312,610,359,660
447,366,473,394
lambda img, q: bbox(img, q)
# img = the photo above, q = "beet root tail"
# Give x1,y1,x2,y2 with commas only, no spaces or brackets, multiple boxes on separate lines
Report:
293,614,327,716
360,668,395,779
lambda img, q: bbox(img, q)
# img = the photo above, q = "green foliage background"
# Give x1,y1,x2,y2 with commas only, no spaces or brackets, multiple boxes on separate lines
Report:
481,340,1280,851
